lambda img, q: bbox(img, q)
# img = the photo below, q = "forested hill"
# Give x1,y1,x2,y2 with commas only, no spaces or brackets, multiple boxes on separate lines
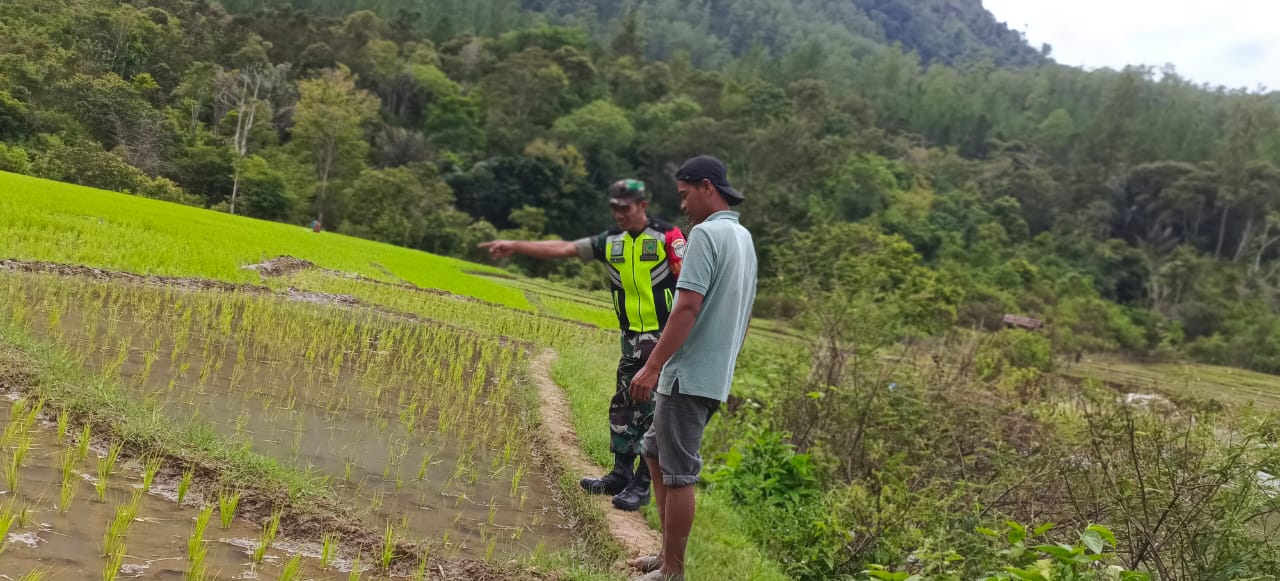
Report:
852,0,1048,66
218,0,1047,68
4,0,1280,377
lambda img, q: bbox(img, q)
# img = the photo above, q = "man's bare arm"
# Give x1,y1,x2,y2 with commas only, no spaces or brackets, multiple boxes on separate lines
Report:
478,240,578,260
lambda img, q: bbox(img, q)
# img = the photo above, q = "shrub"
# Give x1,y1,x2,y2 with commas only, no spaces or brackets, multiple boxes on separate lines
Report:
0,142,31,174
976,329,1053,380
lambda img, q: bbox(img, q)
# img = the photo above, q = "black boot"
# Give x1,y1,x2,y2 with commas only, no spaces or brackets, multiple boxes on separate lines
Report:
611,458,652,511
580,453,634,495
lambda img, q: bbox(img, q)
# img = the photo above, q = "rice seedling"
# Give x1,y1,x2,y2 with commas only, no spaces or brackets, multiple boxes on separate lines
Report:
485,536,498,561
217,490,240,529
416,453,433,481
0,501,17,555
348,555,363,581
509,464,524,497
251,508,282,564
17,568,49,581
103,544,126,581
17,502,33,528
5,432,31,492
95,441,125,502
380,520,396,570
142,456,162,492
279,554,303,581
413,545,432,580
58,449,76,513
102,501,135,557
186,505,214,581
75,424,91,463
321,532,339,569
177,467,194,505
55,410,69,443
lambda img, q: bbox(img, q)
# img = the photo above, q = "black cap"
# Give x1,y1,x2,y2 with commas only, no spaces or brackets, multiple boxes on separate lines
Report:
676,156,743,205
607,179,647,206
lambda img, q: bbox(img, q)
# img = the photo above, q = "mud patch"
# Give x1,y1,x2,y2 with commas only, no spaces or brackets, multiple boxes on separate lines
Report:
0,258,255,293
283,287,363,307
242,255,316,278
529,349,661,560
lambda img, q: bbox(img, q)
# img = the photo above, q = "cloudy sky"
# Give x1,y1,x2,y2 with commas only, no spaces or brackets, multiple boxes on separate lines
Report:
983,0,1277,92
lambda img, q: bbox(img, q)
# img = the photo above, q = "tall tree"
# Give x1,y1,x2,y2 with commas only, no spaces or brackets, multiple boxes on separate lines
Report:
216,62,289,214
292,65,379,226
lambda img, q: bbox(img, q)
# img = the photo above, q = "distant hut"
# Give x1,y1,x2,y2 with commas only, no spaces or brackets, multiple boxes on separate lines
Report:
1002,314,1043,331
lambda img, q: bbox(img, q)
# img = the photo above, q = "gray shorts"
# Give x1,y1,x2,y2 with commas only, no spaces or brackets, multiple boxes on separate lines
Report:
640,381,720,488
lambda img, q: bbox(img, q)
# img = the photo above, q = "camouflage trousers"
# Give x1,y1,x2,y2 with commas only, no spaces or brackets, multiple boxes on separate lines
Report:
610,331,660,456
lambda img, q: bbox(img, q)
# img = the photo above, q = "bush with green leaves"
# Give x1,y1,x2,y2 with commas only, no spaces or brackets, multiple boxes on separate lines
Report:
0,142,31,174
976,329,1053,380
708,425,822,510
866,522,1151,581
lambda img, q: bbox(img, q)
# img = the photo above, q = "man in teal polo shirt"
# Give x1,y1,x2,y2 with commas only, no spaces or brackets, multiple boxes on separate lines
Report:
628,155,758,581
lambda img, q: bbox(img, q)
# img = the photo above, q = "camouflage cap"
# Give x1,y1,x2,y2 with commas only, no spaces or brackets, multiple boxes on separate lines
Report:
607,179,647,206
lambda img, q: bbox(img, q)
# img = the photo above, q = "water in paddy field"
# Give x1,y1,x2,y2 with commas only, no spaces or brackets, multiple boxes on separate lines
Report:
0,398,366,580
0,272,573,562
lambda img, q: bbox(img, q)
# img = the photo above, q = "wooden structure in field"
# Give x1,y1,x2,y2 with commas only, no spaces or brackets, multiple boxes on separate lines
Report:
1002,314,1043,330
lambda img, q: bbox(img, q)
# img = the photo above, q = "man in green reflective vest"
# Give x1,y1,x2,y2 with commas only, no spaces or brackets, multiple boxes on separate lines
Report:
479,179,686,512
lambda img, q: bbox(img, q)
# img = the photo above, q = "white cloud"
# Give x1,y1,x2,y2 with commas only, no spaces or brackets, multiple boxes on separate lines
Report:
983,0,1278,92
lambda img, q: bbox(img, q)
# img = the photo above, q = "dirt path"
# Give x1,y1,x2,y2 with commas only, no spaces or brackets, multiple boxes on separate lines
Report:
530,349,662,561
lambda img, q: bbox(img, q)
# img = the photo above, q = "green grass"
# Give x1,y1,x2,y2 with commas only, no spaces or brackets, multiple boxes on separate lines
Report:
551,343,618,467
0,171,526,308
643,494,790,581
541,297,617,330
553,344,792,580
1067,357,1280,409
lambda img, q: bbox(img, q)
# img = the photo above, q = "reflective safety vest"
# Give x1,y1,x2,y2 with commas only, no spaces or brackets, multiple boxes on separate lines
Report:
577,218,686,333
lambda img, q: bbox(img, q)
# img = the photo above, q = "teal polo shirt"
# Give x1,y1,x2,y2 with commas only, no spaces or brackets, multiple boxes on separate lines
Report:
656,211,758,402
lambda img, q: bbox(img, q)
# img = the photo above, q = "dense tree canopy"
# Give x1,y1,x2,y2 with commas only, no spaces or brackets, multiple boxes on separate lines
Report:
4,0,1280,370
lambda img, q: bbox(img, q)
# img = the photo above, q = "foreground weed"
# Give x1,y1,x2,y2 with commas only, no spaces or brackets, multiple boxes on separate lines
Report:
217,491,240,529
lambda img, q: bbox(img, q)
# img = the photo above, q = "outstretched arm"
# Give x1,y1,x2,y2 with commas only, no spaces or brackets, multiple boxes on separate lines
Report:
478,240,578,260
